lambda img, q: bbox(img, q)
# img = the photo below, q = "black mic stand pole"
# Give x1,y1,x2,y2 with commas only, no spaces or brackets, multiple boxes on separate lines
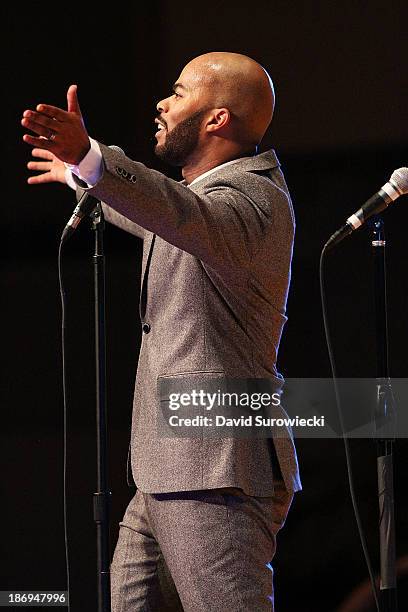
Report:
371,216,397,611
91,204,112,612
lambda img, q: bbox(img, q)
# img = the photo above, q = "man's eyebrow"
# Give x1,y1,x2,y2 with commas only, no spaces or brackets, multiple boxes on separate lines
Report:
172,82,188,92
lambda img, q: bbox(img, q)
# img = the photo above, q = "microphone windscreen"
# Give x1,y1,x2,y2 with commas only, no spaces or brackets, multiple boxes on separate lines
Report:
390,167,408,195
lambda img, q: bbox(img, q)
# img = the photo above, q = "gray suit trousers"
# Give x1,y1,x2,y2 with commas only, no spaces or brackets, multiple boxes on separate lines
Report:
111,484,293,612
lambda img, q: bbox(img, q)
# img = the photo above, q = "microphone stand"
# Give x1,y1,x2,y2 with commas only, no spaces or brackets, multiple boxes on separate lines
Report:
91,204,112,612
371,216,398,611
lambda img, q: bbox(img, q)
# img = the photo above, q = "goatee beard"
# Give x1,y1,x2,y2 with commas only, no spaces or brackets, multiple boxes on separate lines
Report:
154,109,208,166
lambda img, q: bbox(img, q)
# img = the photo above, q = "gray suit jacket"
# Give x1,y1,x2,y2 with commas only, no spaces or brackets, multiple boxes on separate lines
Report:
78,144,301,495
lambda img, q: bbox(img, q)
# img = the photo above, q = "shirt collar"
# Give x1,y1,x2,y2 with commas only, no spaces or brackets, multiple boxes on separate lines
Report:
188,157,248,187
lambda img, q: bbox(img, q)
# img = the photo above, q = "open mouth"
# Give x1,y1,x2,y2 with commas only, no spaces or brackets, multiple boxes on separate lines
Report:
155,119,167,136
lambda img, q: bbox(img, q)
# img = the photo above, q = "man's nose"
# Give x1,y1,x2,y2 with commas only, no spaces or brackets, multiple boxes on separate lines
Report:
156,96,170,113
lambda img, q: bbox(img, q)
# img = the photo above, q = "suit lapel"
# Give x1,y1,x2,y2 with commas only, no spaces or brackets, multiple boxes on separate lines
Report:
139,232,156,320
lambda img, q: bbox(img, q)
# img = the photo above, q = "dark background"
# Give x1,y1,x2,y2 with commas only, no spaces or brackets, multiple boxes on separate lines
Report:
2,2,408,611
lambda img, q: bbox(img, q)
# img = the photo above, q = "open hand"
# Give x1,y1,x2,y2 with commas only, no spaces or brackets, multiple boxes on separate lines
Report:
27,148,67,185
21,85,91,165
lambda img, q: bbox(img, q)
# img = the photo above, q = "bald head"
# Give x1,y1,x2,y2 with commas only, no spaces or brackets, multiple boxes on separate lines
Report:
180,52,275,148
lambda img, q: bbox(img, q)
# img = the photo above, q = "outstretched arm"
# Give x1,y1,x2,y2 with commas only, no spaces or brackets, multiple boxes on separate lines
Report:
21,86,283,269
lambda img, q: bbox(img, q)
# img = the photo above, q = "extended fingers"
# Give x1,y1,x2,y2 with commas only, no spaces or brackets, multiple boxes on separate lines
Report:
22,110,58,138
31,148,54,160
27,173,52,185
27,160,51,171
23,109,61,126
21,96,89,165
23,133,56,150
36,104,67,121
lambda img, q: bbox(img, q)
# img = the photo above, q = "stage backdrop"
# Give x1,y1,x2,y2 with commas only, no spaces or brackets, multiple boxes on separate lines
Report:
3,2,408,610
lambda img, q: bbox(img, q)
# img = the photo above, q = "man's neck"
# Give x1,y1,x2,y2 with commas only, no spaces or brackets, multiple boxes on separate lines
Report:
182,147,256,184
182,157,232,185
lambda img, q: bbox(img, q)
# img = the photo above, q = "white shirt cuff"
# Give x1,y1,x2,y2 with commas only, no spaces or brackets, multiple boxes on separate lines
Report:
65,167,77,190
64,137,103,187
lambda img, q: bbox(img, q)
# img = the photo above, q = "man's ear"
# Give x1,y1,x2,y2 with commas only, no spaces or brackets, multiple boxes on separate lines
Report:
206,108,230,133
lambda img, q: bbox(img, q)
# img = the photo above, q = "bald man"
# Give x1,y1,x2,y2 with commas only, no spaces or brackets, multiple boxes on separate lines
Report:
22,52,301,611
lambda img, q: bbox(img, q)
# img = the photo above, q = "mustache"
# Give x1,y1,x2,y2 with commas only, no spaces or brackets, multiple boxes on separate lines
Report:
156,115,168,129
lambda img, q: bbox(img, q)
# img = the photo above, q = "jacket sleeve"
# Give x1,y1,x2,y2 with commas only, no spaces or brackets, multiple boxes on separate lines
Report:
101,204,145,240
75,183,144,240
82,143,287,276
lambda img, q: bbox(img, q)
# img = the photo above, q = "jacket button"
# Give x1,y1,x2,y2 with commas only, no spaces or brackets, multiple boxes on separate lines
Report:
142,322,151,334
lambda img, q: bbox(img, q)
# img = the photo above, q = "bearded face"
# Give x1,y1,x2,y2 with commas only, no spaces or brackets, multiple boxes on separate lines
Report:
154,109,209,167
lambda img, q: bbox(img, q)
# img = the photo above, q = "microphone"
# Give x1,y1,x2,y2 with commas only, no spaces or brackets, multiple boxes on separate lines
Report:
60,145,125,244
60,190,99,244
325,167,408,250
